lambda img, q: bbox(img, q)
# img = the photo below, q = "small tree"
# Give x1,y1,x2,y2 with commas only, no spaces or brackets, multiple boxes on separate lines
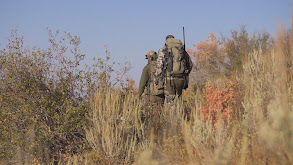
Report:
187,33,228,89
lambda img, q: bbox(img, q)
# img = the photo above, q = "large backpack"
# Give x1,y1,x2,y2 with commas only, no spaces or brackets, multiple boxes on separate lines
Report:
149,56,164,96
165,38,192,76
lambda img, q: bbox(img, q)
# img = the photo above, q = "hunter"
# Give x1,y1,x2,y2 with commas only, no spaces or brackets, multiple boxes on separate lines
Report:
154,35,193,105
139,50,165,106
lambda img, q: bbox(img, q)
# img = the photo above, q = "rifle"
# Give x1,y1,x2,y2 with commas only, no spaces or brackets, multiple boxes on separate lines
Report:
183,26,188,67
183,26,190,89
183,27,186,51
183,27,189,69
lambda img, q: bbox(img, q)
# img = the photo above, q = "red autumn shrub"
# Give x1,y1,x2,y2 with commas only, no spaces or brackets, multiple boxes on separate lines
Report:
199,81,236,129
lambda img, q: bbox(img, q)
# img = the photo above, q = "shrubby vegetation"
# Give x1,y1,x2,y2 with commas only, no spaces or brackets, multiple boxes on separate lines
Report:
0,21,293,165
0,29,131,164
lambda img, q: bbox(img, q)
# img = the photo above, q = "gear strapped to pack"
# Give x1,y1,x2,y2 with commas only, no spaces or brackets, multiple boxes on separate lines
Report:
149,54,164,96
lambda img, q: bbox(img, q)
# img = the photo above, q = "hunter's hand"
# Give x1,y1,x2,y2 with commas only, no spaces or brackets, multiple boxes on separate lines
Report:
154,84,158,88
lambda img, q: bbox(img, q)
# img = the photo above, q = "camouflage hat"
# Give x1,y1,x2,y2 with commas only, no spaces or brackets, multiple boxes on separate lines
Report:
145,50,156,59
147,50,156,55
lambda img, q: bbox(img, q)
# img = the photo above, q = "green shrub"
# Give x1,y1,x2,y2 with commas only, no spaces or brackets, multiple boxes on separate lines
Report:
0,29,131,164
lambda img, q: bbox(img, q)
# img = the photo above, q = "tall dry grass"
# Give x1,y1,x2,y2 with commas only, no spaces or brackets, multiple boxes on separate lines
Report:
85,88,143,164
7,14,293,165
59,22,293,165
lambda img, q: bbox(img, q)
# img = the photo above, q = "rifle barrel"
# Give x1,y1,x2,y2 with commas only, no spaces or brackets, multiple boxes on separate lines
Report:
183,27,186,50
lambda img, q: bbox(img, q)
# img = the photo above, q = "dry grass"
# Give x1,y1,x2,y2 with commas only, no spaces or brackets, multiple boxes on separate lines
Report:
85,88,143,164
6,12,293,165
54,22,293,165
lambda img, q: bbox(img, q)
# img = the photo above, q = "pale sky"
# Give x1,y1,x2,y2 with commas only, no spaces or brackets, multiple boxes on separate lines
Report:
0,0,291,84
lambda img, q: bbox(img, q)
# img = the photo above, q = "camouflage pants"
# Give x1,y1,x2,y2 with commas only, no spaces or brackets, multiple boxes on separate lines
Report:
145,94,165,107
164,76,185,106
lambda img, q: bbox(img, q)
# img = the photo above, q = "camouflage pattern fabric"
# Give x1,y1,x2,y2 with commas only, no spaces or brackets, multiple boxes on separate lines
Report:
164,77,184,105
154,45,168,83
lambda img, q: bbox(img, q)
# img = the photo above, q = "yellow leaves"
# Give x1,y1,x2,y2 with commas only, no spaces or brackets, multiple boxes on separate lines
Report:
189,32,226,64
0,96,2,102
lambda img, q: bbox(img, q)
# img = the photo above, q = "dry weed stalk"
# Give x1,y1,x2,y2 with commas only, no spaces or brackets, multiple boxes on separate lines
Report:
85,88,142,164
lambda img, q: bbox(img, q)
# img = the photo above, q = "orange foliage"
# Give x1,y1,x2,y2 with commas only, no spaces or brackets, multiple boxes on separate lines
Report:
187,33,226,67
199,81,236,129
